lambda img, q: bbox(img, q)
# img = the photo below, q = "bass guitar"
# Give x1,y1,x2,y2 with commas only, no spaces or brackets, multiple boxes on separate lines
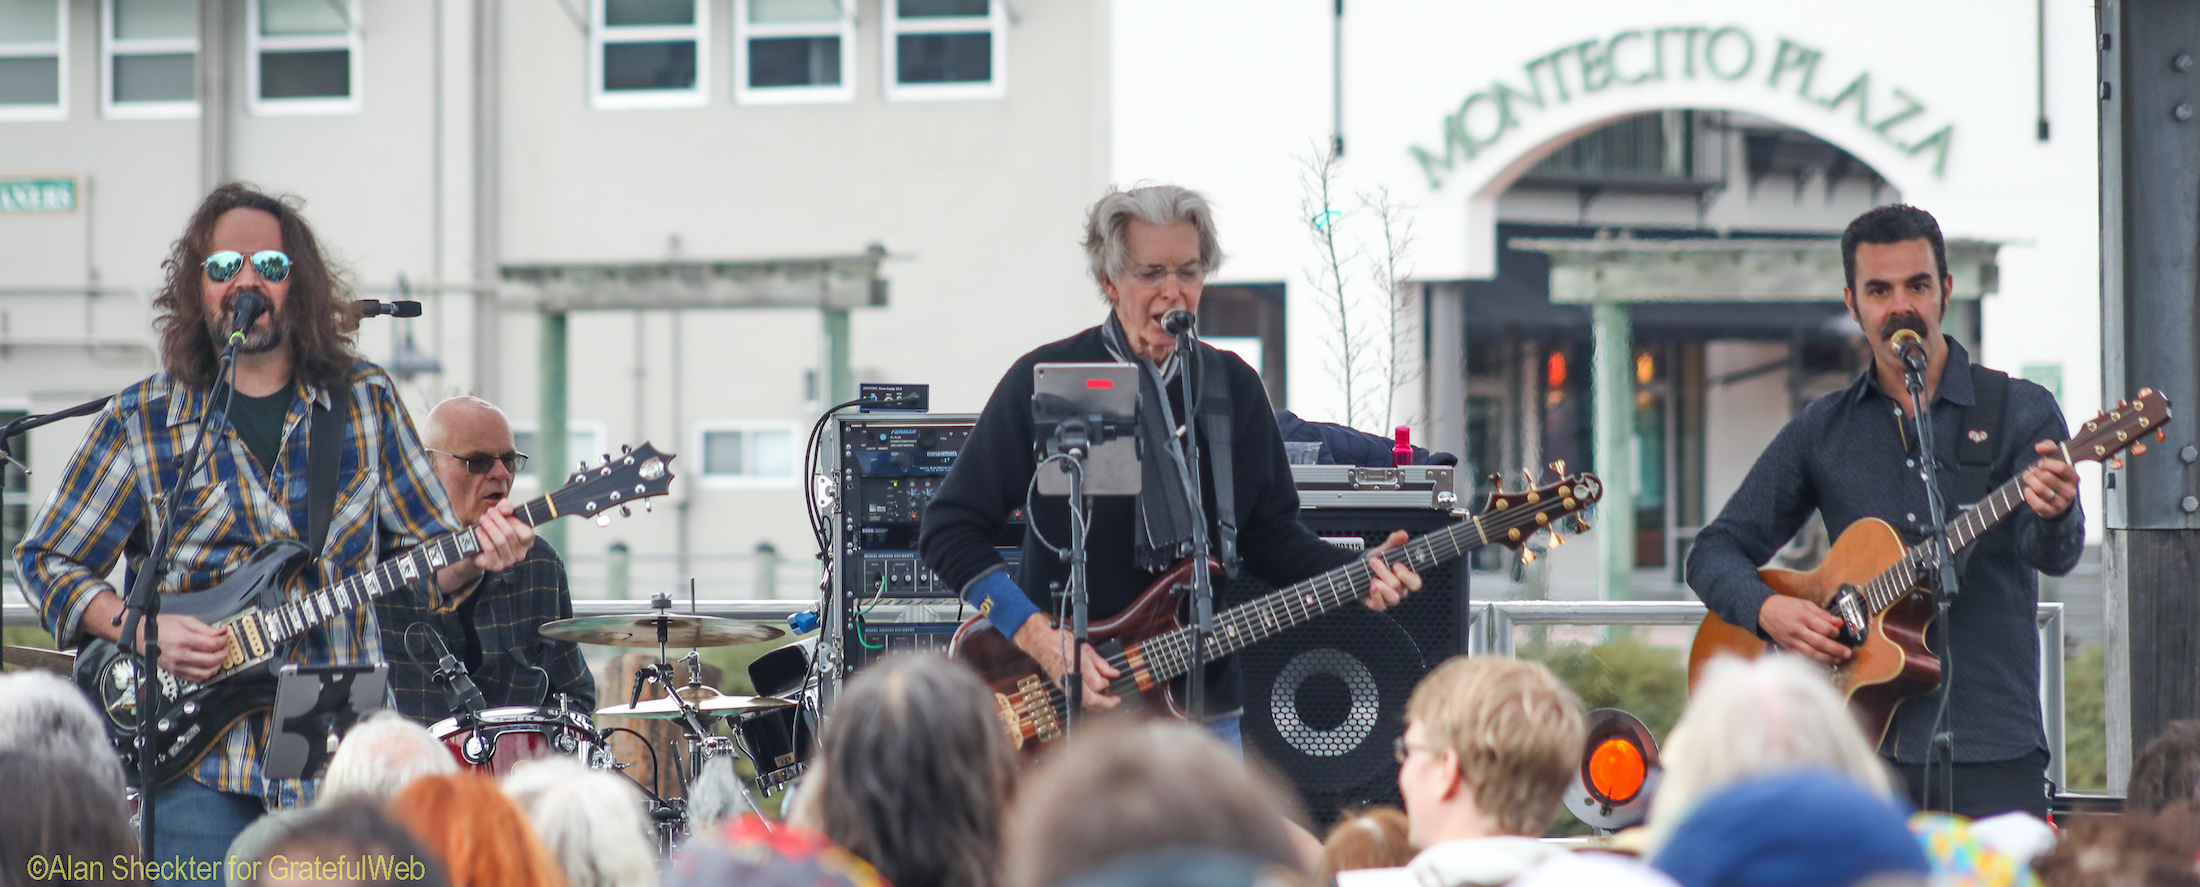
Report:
953,472,1602,757
1686,390,2170,743
76,444,677,786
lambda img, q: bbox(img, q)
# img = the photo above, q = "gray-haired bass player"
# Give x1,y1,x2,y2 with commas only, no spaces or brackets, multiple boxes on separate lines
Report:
1686,204,2083,818
919,184,1420,737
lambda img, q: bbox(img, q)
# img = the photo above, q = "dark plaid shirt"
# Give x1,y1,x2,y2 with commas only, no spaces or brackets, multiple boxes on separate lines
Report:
379,537,596,722
1687,338,2085,764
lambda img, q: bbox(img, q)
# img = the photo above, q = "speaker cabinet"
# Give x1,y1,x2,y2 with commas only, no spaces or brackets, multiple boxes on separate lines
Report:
1225,508,1468,828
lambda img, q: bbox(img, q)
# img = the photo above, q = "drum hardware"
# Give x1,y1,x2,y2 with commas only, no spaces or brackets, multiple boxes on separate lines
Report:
536,612,785,649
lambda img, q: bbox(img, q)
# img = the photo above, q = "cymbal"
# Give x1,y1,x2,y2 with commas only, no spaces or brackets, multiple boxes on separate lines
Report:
539,613,784,648
597,686,795,719
2,645,75,674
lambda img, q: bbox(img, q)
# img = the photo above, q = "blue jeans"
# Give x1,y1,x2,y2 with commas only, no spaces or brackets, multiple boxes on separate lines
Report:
1206,715,1243,753
149,777,264,886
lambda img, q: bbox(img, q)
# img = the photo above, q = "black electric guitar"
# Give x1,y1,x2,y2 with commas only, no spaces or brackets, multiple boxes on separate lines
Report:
953,472,1602,759
76,444,676,786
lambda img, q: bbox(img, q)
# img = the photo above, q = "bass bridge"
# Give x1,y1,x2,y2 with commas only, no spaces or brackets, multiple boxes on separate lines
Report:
1826,586,1869,647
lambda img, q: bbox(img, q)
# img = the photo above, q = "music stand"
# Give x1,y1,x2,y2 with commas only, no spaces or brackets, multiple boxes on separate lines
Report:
265,663,388,781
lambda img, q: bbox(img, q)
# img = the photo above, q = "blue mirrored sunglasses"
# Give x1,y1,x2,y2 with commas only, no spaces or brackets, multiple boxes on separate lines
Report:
204,250,291,283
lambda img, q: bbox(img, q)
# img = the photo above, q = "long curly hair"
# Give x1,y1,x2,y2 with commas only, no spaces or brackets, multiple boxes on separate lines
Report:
152,183,360,391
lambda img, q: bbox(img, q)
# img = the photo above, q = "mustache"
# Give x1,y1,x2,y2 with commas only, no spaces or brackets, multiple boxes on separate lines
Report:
1878,314,1929,343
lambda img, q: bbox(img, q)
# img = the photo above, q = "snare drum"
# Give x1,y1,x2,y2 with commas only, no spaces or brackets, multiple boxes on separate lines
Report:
430,707,604,775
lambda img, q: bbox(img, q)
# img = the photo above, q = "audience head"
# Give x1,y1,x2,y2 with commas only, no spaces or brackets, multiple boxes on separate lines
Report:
501,759,657,887
0,751,137,886
2129,720,2200,815
1645,654,1893,853
1397,655,1586,844
1316,808,1414,884
1652,770,1928,887
2032,812,2200,887
1004,719,1304,887
667,815,888,887
250,800,446,887
0,670,128,797
388,772,567,887
322,710,459,804
818,653,1016,887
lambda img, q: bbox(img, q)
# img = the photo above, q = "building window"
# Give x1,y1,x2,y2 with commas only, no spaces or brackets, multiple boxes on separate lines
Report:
594,0,707,109
882,0,1004,102
694,420,799,488
0,0,67,121
734,0,851,104
249,0,361,115
104,0,197,118
511,421,609,488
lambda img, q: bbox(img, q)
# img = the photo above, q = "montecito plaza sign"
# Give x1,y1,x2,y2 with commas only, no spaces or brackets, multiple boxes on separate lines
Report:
1411,25,1957,190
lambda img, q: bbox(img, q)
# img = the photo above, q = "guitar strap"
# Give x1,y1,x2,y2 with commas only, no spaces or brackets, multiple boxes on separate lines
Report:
1956,365,2009,505
1198,346,1240,577
306,384,349,560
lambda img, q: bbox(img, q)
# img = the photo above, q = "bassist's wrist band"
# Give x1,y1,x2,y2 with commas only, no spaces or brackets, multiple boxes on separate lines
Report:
964,570,1040,640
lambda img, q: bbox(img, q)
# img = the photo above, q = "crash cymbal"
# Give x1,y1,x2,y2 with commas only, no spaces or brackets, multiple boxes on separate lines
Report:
539,613,784,648
597,686,795,719
2,645,75,674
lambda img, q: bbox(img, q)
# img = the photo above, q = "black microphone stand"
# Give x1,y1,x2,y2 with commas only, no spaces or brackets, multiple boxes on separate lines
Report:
1169,322,1214,722
1900,342,1961,813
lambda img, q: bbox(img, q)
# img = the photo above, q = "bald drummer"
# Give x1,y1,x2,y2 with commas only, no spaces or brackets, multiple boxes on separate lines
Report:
377,396,598,721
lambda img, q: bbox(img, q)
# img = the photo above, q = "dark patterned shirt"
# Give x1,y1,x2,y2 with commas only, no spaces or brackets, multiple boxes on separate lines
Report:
1687,337,2085,764
379,537,596,722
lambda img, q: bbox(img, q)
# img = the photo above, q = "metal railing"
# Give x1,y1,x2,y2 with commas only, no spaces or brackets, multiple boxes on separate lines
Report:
1467,599,2067,790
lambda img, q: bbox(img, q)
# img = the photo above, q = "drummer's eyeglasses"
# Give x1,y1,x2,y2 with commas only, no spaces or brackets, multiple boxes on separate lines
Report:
204,250,291,283
427,449,529,475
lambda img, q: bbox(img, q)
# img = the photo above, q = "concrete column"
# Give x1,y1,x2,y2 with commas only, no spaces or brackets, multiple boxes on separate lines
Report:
754,541,779,599
821,308,854,405
1425,283,1468,467
538,311,568,555
196,0,235,193
606,541,630,600
1592,299,1635,603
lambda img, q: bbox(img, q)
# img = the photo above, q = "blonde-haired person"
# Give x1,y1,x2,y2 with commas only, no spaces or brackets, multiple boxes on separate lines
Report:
1342,656,1662,887
1639,653,1896,856
503,759,658,887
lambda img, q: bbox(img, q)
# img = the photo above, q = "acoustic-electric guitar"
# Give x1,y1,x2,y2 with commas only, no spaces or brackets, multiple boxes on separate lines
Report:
1686,389,2170,744
954,471,1602,759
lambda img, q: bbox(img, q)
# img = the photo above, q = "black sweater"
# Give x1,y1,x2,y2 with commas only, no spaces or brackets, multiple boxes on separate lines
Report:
920,325,1360,717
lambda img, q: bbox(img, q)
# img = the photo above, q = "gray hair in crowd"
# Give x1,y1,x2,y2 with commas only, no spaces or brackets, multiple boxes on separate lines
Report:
321,710,459,803
0,670,126,797
1080,185,1226,293
503,758,658,887
1643,653,1896,854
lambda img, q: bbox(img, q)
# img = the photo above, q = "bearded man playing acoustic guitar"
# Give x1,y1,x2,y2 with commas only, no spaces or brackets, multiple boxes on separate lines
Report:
1686,204,2083,818
920,184,1420,741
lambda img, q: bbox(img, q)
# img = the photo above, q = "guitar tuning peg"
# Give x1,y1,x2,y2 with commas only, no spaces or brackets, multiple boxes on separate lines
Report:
1549,459,1566,477
1486,472,1505,491
1520,549,1539,565
2136,443,2150,456
643,500,653,513
602,453,612,465
1547,532,1565,547
577,461,589,471
1521,468,1539,487
1571,515,1592,533
622,444,634,454
2158,428,2169,442
594,514,612,527
620,505,632,517
2109,457,2126,470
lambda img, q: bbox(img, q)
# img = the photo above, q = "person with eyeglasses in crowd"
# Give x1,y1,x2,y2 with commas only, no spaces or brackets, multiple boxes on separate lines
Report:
378,395,597,721
14,182,536,880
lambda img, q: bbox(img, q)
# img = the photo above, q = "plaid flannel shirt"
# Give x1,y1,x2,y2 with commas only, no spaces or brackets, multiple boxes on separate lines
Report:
14,359,460,808
381,536,598,722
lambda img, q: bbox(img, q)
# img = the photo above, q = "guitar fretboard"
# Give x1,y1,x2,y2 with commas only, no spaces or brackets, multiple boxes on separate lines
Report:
257,495,555,643
1858,452,2051,614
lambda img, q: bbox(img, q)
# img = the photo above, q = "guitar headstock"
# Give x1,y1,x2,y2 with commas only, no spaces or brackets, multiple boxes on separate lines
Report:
2072,388,2173,470
1479,461,1604,555
547,442,677,527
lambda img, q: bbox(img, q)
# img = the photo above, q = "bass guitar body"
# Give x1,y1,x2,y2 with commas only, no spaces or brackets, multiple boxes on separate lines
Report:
1686,517,1942,745
950,559,1211,760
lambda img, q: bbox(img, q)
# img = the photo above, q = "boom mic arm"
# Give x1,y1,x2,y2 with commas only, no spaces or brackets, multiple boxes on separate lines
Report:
355,299,424,318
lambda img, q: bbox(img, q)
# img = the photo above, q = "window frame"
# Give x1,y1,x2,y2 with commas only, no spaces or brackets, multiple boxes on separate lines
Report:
509,420,610,490
692,419,803,490
591,0,709,110
732,0,853,105
881,0,1006,102
102,0,199,120
246,0,363,116
0,0,69,122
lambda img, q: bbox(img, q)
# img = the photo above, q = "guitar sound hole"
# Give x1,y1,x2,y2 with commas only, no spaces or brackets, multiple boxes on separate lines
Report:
1294,673,1353,733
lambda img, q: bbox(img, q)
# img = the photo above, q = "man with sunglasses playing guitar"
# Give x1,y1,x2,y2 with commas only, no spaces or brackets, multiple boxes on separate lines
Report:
379,395,597,721
15,184,535,876
1686,204,2084,818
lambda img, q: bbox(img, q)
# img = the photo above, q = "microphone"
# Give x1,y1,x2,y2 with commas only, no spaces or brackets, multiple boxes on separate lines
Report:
355,299,424,318
411,624,488,715
227,291,270,345
1162,310,1197,337
1889,328,1928,373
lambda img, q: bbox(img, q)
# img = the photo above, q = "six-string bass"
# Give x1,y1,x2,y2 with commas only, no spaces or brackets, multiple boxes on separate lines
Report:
953,470,1603,759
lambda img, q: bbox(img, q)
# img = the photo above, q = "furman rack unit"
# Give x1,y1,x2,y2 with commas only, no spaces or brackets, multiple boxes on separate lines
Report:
819,414,1020,697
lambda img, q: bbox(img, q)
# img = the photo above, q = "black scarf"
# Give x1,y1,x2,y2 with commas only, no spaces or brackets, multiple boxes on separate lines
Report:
1099,312,1204,572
